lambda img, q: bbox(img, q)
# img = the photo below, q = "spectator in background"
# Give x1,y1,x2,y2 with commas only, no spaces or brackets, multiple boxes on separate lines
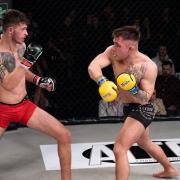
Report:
141,17,151,41
157,8,172,45
132,17,141,30
98,98,124,117
57,15,76,81
26,11,40,43
155,61,180,116
115,7,131,27
100,4,115,32
152,45,175,75
139,16,154,57
82,14,108,58
151,90,167,116
170,26,180,72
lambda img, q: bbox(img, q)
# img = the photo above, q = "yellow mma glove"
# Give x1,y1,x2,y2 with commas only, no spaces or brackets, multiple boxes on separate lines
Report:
116,73,139,95
97,76,118,102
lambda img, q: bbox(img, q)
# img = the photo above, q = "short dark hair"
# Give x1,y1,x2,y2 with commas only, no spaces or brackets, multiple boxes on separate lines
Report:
2,9,29,31
162,60,173,67
112,26,140,42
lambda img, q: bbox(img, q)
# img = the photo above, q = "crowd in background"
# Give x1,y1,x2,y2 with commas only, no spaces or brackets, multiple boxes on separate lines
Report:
11,0,180,119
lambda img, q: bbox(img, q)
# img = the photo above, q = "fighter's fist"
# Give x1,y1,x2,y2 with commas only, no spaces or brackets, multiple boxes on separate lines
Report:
97,76,118,102
21,43,43,69
116,73,139,94
33,75,56,92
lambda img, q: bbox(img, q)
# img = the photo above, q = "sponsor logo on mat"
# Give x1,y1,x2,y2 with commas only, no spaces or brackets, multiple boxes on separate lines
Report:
40,139,180,170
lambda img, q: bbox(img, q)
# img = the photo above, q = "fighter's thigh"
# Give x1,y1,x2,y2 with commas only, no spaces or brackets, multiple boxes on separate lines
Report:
115,117,146,149
137,127,152,148
0,127,6,138
27,107,70,140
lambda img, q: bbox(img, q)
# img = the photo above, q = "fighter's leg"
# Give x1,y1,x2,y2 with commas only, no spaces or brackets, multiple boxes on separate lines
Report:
137,128,180,178
113,117,146,180
27,107,71,180
0,127,6,139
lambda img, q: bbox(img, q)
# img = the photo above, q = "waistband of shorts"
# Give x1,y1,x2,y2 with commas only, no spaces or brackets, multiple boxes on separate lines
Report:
123,102,151,107
0,95,29,106
123,103,138,107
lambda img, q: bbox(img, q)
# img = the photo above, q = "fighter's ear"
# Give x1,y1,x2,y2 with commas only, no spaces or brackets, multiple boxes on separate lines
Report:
129,40,137,50
8,26,14,34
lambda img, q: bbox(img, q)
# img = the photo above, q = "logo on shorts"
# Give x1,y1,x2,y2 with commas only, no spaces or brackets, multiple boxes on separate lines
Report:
139,104,155,120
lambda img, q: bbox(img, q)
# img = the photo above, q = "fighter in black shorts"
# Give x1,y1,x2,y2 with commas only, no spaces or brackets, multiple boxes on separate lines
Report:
88,26,180,179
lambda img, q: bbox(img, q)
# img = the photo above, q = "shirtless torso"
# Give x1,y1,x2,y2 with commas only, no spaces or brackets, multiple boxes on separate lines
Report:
109,46,157,103
0,43,27,104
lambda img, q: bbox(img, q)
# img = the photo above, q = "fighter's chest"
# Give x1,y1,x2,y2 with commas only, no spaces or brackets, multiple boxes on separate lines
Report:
13,52,21,66
112,62,145,84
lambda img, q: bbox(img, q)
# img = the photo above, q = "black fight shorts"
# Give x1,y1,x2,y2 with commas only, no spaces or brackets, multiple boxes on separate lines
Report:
123,103,155,128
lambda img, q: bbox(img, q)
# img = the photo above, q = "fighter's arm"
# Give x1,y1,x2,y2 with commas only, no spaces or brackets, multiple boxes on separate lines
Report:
25,69,36,82
131,62,158,104
88,46,118,102
88,46,112,81
19,43,55,92
25,69,56,92
17,43,40,82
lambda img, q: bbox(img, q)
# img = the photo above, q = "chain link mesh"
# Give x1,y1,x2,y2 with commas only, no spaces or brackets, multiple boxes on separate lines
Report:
12,0,179,119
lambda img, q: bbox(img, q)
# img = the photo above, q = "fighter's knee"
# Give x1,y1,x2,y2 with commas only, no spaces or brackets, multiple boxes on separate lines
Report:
113,142,127,157
57,128,72,144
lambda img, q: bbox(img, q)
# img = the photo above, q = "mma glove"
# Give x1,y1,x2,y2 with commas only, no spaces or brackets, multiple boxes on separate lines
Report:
116,73,139,95
33,75,56,92
96,76,118,102
21,43,43,69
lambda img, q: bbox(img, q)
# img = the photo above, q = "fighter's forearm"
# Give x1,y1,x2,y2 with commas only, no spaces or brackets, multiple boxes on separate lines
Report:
131,89,150,105
88,63,103,82
25,70,36,83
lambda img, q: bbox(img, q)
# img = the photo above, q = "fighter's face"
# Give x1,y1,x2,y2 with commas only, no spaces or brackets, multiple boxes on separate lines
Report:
112,37,130,60
11,23,28,44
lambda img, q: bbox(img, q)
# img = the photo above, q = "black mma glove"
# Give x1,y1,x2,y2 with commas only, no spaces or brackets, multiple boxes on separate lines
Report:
33,75,56,92
21,43,43,69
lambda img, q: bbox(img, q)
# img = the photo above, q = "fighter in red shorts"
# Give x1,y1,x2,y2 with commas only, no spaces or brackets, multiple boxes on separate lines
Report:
0,9,71,180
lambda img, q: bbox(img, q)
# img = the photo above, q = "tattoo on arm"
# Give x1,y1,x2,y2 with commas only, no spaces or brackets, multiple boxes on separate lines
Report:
0,64,7,82
136,89,149,103
127,65,145,83
0,52,16,81
128,65,149,103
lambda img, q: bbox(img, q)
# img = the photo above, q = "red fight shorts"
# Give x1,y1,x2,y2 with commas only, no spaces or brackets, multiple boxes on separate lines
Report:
0,96,37,129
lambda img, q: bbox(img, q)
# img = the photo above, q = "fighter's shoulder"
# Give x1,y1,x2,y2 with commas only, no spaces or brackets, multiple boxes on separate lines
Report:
16,43,26,50
104,45,114,59
16,43,26,60
0,46,14,61
141,53,157,69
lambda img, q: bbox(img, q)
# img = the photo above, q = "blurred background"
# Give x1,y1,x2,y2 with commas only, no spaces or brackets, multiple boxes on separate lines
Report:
0,0,180,124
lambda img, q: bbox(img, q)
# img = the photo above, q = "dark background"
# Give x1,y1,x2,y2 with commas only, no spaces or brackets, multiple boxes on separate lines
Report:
10,0,180,119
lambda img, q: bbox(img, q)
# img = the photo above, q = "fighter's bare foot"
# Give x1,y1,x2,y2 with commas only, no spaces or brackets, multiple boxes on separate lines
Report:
153,169,180,178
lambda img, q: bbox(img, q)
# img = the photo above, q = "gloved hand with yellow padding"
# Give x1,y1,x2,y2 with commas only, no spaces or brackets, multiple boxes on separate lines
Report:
96,76,118,102
116,73,139,95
